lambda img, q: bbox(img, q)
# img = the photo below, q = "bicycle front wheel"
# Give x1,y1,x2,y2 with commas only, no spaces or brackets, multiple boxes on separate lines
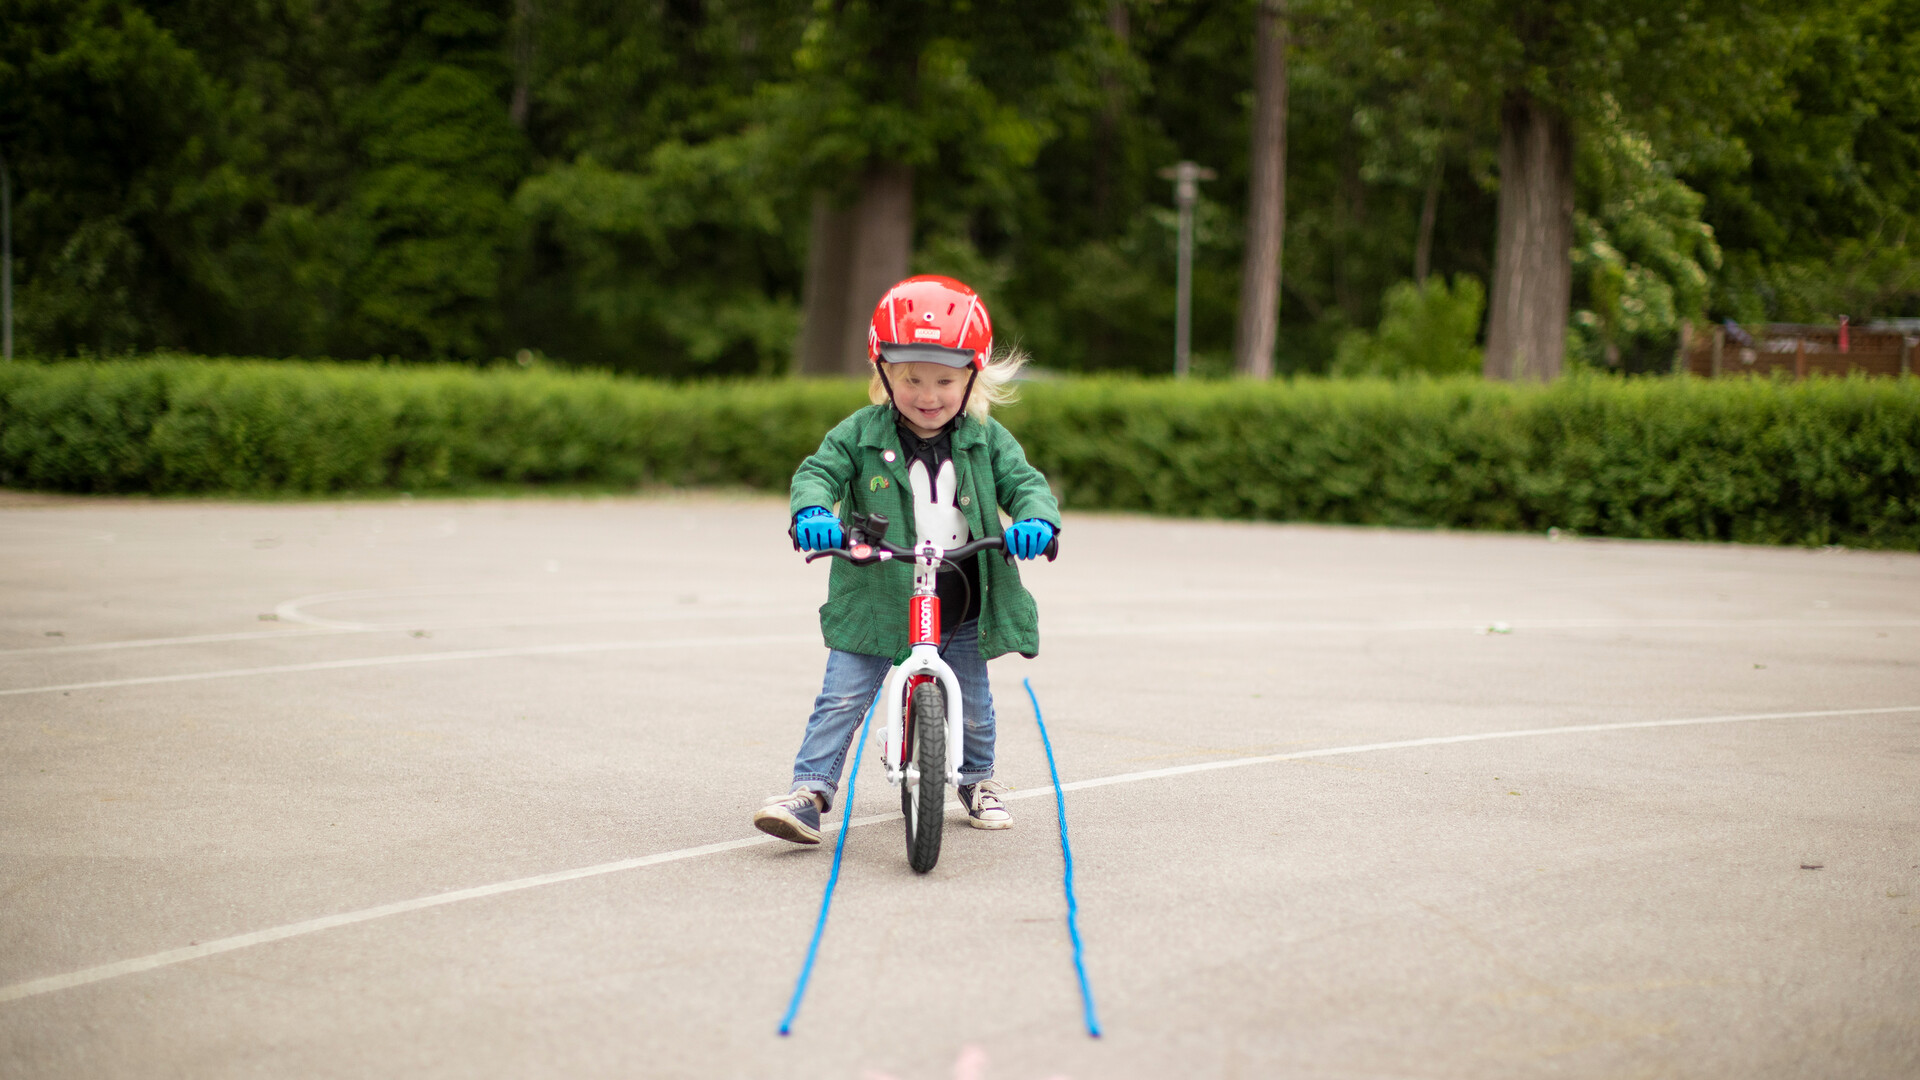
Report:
901,680,948,873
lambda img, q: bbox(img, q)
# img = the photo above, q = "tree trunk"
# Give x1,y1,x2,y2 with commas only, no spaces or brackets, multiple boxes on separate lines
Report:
1233,0,1288,378
1092,1,1131,228
1484,90,1574,381
796,191,857,376
1332,128,1364,323
837,160,914,375
509,0,536,130
796,162,915,377
1413,158,1441,286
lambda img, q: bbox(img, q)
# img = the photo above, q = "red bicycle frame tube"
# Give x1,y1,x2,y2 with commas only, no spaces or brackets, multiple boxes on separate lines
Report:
910,594,941,648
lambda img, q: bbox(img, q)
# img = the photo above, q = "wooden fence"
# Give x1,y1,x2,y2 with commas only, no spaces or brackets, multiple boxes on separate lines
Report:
1679,322,1916,378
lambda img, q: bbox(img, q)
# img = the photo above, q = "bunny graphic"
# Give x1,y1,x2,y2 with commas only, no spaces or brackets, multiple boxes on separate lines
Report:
907,458,969,591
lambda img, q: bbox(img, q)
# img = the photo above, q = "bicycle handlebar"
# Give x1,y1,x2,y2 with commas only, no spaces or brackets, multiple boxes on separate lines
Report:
804,533,1057,566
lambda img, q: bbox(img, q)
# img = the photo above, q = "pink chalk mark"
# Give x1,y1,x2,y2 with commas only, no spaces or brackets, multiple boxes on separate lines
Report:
955,1045,988,1080
859,1045,1069,1080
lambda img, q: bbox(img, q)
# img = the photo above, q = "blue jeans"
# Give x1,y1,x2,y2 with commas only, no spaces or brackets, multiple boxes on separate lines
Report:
792,620,996,812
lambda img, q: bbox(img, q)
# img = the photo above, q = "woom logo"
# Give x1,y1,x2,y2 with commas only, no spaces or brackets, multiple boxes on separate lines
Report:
913,596,939,642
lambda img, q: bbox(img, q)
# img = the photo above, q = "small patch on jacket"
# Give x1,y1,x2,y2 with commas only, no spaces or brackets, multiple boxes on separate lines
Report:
869,476,890,491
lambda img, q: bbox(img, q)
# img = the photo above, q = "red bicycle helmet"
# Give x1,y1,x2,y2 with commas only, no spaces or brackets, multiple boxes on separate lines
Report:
867,275,993,369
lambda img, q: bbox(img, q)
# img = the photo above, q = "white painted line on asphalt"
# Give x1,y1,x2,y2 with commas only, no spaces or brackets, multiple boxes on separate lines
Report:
0,609,798,658
0,835,779,1005
269,583,784,630
273,585,580,630
1048,616,1920,637
0,627,360,656
1020,704,1920,797
0,635,820,697
2,702,1913,1005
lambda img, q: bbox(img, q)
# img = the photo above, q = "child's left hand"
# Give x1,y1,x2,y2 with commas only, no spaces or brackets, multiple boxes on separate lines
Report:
1004,519,1055,560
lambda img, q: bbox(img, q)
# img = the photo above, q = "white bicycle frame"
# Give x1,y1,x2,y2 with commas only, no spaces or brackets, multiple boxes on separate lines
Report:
877,540,966,789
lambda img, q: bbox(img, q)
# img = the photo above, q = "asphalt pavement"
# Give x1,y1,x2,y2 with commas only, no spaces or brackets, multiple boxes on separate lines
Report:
2,491,1916,1079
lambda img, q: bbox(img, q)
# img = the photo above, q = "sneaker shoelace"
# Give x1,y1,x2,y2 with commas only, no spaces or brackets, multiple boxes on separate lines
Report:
971,781,1008,813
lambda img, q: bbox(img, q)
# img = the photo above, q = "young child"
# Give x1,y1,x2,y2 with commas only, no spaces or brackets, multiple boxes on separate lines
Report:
753,274,1061,845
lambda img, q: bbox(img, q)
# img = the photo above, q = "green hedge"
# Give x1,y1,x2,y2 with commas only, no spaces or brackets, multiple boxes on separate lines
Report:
1001,376,1920,548
0,357,869,495
3,357,1917,548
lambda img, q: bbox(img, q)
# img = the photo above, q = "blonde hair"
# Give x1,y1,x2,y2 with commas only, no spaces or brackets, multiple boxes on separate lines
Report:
868,347,1029,421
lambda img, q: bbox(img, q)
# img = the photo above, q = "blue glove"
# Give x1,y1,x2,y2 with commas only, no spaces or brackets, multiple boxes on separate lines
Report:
793,506,843,551
1003,518,1055,560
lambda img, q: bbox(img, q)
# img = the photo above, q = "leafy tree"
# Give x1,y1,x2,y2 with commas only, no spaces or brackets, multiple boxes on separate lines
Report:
0,0,242,354
342,2,526,358
504,0,809,374
1686,0,1920,323
1014,0,1254,375
0,0,534,360
1326,0,1790,380
781,0,1102,374
1330,274,1483,377
1244,0,1478,374
4,0,1914,383
1569,111,1721,373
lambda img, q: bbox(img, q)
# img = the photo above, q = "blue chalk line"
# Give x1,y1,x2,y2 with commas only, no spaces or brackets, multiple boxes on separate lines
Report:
775,679,1102,1038
775,688,878,1036
1025,677,1103,1038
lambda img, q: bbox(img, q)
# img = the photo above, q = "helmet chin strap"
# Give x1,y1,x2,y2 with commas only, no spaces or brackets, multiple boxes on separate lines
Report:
955,367,978,428
878,364,979,433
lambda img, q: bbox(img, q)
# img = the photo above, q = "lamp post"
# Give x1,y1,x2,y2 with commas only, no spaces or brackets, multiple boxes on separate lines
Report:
1158,161,1214,377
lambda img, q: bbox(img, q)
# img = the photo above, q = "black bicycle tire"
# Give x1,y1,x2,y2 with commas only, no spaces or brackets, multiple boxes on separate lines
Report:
902,681,947,873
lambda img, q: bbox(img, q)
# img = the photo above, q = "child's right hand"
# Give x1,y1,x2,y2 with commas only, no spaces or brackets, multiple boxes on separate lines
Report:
793,507,844,551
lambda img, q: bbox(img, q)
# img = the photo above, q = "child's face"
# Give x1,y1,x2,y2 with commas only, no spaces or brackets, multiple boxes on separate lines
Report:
889,362,969,437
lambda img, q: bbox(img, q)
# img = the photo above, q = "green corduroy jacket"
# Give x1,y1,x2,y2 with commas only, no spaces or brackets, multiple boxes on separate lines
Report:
789,404,1061,661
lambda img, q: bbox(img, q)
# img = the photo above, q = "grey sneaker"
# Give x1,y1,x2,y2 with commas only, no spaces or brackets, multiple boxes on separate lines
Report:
753,790,823,845
957,779,1012,829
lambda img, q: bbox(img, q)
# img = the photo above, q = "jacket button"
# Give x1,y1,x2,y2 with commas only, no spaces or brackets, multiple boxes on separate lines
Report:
960,496,970,506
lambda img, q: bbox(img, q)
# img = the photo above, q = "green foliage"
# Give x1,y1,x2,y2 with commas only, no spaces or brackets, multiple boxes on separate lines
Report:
0,0,238,353
501,0,811,374
1002,373,1920,548
0,356,870,493
1331,275,1484,378
508,136,799,374
3,0,1916,371
3,359,1915,549
347,61,526,357
1685,0,1920,322
1277,1,1495,367
1569,111,1722,373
